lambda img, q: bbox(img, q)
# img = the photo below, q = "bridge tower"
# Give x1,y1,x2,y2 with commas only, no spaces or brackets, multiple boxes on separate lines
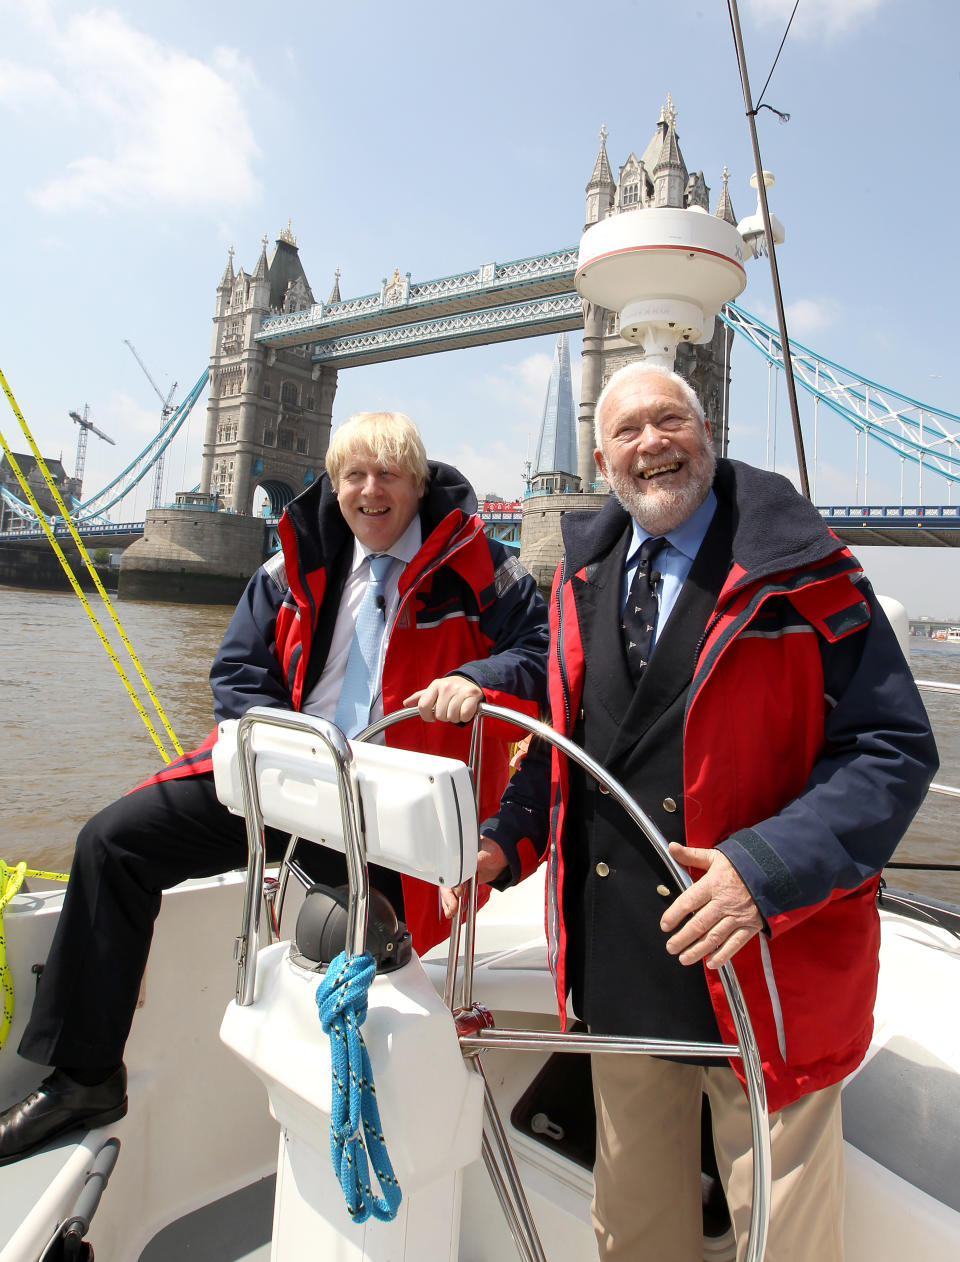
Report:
202,226,338,517
522,98,736,588
579,97,734,480
120,227,340,603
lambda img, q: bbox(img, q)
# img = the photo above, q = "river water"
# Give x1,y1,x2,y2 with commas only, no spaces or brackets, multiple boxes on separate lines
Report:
3,585,959,904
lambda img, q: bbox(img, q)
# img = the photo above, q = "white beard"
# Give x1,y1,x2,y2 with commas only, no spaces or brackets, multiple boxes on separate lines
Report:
606,442,716,535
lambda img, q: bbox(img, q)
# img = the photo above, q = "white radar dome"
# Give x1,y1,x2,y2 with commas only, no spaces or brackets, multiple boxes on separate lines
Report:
575,207,748,367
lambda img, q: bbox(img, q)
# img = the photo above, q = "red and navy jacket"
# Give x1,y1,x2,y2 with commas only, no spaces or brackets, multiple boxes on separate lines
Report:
485,459,938,1112
145,461,548,954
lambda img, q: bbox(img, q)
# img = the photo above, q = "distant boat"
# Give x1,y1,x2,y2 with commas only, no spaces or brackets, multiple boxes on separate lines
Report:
948,628,960,643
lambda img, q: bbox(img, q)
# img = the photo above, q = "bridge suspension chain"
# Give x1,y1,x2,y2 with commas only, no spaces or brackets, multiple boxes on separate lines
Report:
73,366,209,521
721,303,960,492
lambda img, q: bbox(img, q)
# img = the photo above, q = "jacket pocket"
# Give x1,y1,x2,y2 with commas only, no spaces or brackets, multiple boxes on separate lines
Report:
759,884,880,1067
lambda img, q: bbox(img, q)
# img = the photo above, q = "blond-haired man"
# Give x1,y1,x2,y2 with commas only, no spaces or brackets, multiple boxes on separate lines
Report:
1,411,547,1165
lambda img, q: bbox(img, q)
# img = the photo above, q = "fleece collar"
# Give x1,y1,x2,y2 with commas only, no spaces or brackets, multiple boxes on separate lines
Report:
281,459,479,575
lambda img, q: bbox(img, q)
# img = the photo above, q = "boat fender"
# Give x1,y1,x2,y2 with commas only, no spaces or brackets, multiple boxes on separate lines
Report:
877,594,910,658
294,883,412,973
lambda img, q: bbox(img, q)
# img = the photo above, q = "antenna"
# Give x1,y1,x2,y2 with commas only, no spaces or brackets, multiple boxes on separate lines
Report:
123,340,179,509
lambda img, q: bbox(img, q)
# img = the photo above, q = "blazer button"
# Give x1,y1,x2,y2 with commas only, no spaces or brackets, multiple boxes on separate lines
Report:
596,861,610,878
662,797,678,813
656,884,671,898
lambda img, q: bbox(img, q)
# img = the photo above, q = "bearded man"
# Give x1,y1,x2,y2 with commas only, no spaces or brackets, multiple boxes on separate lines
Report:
462,362,937,1260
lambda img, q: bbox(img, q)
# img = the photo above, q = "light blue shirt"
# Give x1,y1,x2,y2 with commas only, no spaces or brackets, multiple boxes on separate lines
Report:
301,515,423,720
622,490,717,646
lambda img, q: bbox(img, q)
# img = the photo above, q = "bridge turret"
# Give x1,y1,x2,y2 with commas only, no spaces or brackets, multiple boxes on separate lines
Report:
714,167,737,225
584,124,616,229
249,236,271,311
211,247,237,356
652,94,688,209
217,246,235,300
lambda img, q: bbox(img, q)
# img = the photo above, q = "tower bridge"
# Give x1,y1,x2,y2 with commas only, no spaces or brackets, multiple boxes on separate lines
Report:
3,98,959,601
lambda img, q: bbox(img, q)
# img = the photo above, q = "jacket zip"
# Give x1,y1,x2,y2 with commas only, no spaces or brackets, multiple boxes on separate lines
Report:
554,556,572,732
547,555,571,998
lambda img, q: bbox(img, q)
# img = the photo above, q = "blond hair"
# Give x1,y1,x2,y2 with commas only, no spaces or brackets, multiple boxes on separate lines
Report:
325,411,430,489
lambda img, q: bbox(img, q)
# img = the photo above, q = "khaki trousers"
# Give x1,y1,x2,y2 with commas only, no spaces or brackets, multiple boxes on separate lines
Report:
590,1053,845,1261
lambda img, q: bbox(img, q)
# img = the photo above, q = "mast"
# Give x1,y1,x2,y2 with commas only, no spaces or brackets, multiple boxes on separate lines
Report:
727,0,810,499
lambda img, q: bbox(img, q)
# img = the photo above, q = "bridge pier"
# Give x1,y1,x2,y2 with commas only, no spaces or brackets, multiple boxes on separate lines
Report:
0,538,118,592
520,489,609,591
119,508,266,605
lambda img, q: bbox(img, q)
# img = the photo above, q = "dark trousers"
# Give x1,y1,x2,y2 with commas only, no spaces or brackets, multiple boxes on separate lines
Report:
18,773,401,1070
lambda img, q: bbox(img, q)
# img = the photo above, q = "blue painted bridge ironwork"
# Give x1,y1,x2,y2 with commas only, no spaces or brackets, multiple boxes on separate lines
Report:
255,248,582,365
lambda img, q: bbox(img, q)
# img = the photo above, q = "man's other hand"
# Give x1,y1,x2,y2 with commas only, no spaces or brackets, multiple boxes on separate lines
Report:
660,843,763,969
404,674,483,724
440,837,507,918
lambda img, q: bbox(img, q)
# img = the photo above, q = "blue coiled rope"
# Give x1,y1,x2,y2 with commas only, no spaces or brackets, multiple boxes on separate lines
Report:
315,950,402,1223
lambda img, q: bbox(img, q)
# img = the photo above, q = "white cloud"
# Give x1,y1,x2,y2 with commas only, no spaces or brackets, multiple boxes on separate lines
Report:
485,351,555,419
99,391,169,439
484,346,583,429
748,295,839,342
745,0,889,39
459,341,586,496
784,297,840,339
448,441,528,502
11,9,260,213
0,60,71,109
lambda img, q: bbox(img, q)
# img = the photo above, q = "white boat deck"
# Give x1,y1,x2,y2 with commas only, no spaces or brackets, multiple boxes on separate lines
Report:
2,866,959,1260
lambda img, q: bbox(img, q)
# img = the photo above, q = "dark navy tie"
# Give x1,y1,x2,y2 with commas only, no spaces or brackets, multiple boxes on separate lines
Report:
621,536,666,680
334,553,393,737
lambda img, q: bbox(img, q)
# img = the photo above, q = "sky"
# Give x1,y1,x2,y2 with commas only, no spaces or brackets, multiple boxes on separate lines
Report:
1,0,959,617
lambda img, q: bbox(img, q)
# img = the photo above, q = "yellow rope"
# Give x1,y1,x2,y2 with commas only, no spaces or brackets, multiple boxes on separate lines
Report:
0,367,183,762
0,862,68,1050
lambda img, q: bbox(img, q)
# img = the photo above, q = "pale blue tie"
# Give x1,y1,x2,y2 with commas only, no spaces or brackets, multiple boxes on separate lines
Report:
334,553,393,738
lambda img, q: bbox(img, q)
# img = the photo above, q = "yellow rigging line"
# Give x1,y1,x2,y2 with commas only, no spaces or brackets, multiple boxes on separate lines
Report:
0,370,187,1053
1,862,69,1050
0,367,183,761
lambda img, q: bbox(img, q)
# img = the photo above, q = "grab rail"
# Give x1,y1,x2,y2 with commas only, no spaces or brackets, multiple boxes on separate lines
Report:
361,703,772,1262
232,709,368,1007
229,703,771,1262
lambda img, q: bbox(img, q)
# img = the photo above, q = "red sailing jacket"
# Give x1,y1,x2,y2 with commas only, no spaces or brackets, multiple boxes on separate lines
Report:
142,462,548,955
488,460,937,1112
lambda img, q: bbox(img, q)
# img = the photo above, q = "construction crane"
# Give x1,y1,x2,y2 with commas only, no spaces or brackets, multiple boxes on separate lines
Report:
123,339,178,509
69,405,116,498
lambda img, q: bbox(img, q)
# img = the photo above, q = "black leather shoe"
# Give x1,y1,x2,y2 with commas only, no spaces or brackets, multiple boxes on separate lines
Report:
0,1067,127,1165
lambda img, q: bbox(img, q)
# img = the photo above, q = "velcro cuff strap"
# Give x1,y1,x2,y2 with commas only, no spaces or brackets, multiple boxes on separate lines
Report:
722,828,802,907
